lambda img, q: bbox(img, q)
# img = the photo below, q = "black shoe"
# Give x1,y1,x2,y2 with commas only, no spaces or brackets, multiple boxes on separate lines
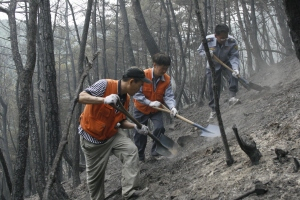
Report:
127,187,149,199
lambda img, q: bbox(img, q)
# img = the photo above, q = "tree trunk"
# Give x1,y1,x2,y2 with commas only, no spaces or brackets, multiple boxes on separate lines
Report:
131,0,160,56
29,87,46,198
283,0,300,61
92,0,100,81
160,0,171,54
40,0,68,198
0,96,13,179
259,6,275,65
72,0,94,189
36,30,46,163
0,148,12,195
42,52,99,200
65,1,77,93
234,0,254,75
7,0,39,198
241,0,268,70
168,0,187,108
275,0,294,55
194,0,233,166
114,0,119,79
119,0,136,66
100,1,108,78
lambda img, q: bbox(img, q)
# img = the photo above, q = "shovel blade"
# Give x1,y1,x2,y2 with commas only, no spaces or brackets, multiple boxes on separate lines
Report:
200,124,221,137
154,128,179,158
193,123,220,137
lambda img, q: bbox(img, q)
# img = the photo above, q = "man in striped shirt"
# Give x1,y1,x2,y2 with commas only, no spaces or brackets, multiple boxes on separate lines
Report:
78,67,151,200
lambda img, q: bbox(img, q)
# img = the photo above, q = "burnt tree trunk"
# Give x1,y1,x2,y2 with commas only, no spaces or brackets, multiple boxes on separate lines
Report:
0,148,12,194
70,0,94,190
232,124,262,165
5,0,39,198
283,0,300,61
194,0,234,166
100,1,108,78
119,0,136,66
92,0,100,81
29,87,46,198
114,1,119,79
131,0,160,56
234,0,254,76
40,0,68,198
168,0,187,107
0,96,13,179
42,53,99,199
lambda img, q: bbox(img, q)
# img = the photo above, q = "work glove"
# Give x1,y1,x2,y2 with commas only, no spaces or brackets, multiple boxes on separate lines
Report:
134,124,149,135
149,101,161,108
232,69,239,78
209,50,214,57
170,107,178,118
104,94,119,105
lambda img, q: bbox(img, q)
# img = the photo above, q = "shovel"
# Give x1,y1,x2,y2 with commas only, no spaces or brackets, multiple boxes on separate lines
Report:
154,105,220,137
212,54,268,92
110,100,179,158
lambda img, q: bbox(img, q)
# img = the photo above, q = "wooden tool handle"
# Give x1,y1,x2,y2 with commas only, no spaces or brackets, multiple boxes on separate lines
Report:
212,54,234,73
110,100,161,143
153,106,195,126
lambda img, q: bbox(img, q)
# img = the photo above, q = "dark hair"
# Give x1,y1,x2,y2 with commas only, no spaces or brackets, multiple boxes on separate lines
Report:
151,52,171,66
122,67,151,83
122,77,142,83
215,24,229,35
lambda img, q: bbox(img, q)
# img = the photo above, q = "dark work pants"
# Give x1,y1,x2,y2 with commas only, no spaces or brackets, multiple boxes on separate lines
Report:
206,66,239,111
133,107,164,160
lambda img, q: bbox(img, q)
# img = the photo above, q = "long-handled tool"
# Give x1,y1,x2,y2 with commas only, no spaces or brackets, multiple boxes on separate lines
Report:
154,105,220,138
110,100,179,158
212,54,268,92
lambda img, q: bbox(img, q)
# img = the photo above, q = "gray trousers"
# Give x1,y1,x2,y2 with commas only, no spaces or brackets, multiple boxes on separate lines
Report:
207,66,239,111
133,107,164,160
80,131,140,200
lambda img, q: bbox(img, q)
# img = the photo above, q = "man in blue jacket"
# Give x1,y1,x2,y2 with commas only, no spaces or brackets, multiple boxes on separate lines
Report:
198,24,241,122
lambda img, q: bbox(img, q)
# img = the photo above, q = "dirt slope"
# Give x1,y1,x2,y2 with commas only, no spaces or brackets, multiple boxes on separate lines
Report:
28,55,300,200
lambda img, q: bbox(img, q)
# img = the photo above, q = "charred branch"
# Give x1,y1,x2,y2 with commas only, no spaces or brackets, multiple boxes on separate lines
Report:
232,124,262,165
234,181,268,200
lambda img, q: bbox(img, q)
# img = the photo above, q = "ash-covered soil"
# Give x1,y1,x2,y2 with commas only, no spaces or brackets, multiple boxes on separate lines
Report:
29,56,300,200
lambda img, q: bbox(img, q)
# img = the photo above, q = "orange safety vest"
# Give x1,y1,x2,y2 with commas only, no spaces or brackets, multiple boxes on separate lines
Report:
80,79,130,141
134,68,170,114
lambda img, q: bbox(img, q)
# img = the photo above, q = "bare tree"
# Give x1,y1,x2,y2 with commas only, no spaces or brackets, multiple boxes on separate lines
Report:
29,87,46,198
283,0,300,61
99,0,108,78
168,0,187,107
39,0,68,197
0,96,13,178
119,0,136,66
71,0,94,189
234,0,254,75
0,0,39,198
131,0,160,56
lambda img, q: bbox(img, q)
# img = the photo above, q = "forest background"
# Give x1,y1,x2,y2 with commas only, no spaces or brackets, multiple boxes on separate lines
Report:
0,0,299,199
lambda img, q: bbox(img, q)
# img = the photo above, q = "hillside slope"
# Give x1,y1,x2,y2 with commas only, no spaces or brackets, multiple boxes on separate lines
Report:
28,55,300,200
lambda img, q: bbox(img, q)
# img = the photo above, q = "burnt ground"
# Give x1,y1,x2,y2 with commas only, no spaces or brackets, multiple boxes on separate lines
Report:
28,55,300,200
